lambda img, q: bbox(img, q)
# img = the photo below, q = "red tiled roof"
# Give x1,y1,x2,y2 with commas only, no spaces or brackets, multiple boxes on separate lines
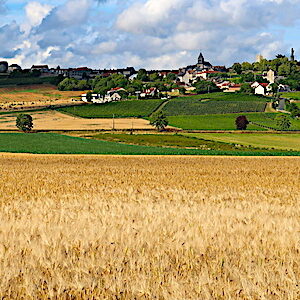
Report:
259,83,269,87
75,67,91,71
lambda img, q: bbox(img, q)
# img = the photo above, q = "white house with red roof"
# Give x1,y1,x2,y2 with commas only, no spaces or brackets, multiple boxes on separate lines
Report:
140,87,158,98
251,82,271,95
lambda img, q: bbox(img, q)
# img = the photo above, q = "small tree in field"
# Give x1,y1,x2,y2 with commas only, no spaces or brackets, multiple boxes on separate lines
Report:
16,114,33,132
275,115,291,131
86,91,93,102
150,111,168,131
235,115,249,130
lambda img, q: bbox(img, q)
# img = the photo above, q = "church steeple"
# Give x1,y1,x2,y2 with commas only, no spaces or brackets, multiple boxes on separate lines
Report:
198,52,204,64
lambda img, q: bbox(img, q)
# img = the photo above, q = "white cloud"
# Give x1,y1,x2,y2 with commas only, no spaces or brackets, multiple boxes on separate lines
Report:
2,0,300,68
25,2,52,27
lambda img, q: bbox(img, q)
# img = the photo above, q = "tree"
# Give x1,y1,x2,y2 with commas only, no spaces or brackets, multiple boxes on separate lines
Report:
240,83,254,94
150,111,168,131
194,81,219,94
241,62,253,71
276,54,286,59
166,73,177,81
137,69,149,81
275,115,291,130
287,102,300,118
269,83,279,95
235,116,249,130
232,63,242,74
86,91,93,102
16,114,33,132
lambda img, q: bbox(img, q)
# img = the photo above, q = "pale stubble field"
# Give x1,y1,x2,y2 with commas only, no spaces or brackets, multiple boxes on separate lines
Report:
0,155,299,299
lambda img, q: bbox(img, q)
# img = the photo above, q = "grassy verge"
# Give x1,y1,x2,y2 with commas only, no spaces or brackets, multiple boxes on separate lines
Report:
0,133,299,156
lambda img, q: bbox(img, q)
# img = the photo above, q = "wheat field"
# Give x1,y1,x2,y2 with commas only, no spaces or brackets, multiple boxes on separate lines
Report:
0,154,299,299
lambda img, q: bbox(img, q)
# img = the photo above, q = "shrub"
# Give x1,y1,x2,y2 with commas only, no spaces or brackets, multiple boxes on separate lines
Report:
16,114,33,132
235,116,250,130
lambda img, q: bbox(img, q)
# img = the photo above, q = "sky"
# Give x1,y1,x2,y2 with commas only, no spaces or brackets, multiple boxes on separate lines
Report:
0,0,300,69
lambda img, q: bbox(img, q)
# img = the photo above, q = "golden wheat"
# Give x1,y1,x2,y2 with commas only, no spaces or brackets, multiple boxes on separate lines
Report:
0,155,299,299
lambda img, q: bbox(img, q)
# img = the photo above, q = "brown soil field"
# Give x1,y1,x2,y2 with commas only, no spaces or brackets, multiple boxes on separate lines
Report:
0,155,299,299
0,85,84,110
0,110,154,130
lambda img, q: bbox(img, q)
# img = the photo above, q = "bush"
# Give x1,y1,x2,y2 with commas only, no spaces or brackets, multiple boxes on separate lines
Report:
235,115,249,130
275,115,291,131
150,111,169,131
16,114,33,132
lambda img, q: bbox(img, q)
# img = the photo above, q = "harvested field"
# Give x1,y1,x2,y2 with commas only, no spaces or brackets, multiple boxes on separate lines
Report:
0,111,153,130
0,85,84,110
0,155,299,299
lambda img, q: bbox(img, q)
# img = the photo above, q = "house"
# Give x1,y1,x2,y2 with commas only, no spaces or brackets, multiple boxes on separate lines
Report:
253,83,270,95
81,93,102,103
8,64,22,73
109,87,126,93
278,84,291,93
251,81,261,89
178,70,195,85
224,84,242,93
31,65,49,73
140,87,158,98
216,81,231,90
69,67,92,79
196,71,220,80
106,92,122,102
81,92,122,104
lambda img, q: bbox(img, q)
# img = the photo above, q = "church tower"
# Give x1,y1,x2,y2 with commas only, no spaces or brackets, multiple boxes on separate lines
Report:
198,52,205,65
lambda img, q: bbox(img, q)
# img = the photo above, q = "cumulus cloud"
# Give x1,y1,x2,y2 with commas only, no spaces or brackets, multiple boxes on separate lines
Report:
25,2,52,28
1,0,300,68
0,0,6,14
0,22,23,58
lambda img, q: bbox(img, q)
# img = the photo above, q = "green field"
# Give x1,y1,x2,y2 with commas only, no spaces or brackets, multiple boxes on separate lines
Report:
249,113,300,130
58,100,164,118
168,113,266,130
0,133,298,156
168,113,300,131
280,92,300,100
184,133,300,151
163,96,267,116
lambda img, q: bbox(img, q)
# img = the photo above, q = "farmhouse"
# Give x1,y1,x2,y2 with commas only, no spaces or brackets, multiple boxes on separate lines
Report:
81,90,122,104
8,64,22,73
31,65,49,73
140,87,158,98
253,83,270,96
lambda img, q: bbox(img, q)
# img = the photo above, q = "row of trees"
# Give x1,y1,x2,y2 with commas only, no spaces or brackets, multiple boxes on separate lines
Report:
58,71,182,96
232,56,298,75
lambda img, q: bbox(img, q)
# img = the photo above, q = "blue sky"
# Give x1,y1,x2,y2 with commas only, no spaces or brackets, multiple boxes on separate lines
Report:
1,0,300,69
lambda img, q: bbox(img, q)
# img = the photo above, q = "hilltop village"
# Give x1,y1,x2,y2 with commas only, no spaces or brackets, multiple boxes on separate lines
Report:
0,50,300,111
